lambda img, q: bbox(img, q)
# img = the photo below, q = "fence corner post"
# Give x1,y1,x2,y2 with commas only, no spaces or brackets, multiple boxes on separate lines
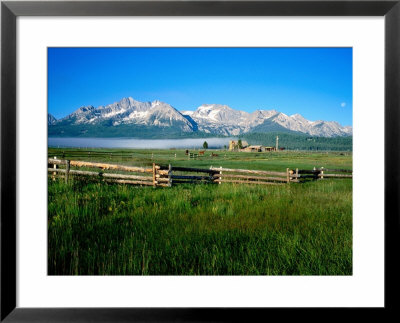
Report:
168,164,172,187
286,168,290,183
152,163,156,187
65,160,70,184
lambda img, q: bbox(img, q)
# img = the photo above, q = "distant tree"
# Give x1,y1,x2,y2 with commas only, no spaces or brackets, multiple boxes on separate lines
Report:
203,141,208,149
238,139,243,149
224,145,227,150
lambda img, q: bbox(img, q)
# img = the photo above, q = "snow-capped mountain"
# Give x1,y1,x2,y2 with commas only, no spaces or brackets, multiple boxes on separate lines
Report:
182,104,352,137
58,97,195,132
266,113,352,137
50,97,352,137
182,104,250,136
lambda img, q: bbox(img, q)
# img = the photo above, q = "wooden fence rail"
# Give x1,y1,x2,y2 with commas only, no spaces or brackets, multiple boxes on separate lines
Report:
209,167,287,177
317,173,353,178
292,167,353,181
48,158,352,187
49,168,154,184
171,166,216,174
48,158,156,186
209,166,289,185
316,168,353,173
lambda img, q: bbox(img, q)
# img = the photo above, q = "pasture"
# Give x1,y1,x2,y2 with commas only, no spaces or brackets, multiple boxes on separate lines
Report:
48,148,352,275
48,147,352,172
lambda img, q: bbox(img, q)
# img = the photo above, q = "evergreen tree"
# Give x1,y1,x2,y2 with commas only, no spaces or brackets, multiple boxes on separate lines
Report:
238,139,243,149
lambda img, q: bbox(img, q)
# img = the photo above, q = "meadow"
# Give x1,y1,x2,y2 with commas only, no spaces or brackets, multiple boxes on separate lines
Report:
48,148,352,275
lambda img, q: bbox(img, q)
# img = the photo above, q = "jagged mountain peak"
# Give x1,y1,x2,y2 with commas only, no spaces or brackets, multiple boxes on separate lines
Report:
150,100,175,109
194,104,236,115
151,99,164,106
291,113,307,120
75,105,95,113
192,104,249,127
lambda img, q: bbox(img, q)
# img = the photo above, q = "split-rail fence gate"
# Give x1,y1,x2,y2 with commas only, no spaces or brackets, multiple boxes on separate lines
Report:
48,158,352,187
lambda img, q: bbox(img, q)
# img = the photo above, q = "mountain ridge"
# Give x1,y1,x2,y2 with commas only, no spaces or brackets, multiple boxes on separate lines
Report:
49,97,352,138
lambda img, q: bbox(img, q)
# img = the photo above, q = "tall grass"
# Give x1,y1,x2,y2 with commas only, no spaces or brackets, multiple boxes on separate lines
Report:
48,177,352,275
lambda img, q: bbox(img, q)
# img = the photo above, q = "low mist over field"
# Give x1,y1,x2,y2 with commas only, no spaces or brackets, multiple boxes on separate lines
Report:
48,137,232,149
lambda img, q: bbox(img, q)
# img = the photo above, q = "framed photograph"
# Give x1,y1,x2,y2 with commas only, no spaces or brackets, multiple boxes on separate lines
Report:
1,0,399,321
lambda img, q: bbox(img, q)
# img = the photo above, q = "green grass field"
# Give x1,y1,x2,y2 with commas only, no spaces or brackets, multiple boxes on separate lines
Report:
48,148,352,275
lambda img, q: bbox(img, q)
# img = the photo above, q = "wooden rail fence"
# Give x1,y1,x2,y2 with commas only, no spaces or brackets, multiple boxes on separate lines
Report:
48,158,352,187
290,167,353,182
209,167,288,185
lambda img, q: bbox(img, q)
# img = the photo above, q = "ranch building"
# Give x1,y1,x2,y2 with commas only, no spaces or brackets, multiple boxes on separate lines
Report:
242,145,263,152
229,140,249,151
262,146,275,152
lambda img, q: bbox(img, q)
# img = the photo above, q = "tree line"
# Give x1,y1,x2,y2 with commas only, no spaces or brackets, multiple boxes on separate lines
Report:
240,132,352,151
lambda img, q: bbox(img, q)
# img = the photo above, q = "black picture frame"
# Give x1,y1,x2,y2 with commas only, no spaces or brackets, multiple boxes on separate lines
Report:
1,0,399,321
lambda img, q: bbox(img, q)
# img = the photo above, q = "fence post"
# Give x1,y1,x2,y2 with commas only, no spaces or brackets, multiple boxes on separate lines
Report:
296,168,299,182
320,167,324,179
219,166,222,185
168,164,172,187
52,156,57,181
152,163,156,187
65,160,70,184
286,168,290,183
289,169,294,182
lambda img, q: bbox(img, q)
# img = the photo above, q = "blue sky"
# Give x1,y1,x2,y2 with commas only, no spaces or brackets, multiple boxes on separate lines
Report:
48,47,352,126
